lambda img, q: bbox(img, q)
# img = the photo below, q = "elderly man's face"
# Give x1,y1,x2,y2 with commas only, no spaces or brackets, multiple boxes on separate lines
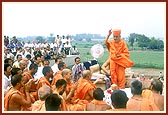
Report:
113,35,121,42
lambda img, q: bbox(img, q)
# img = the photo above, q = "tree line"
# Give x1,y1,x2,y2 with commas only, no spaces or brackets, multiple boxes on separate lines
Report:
128,33,164,51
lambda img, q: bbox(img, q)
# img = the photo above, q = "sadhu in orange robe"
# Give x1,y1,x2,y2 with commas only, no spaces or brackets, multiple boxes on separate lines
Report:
105,29,134,89
69,78,96,111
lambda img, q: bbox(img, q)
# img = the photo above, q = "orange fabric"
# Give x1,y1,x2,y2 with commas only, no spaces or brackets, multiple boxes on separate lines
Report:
142,89,154,101
67,99,88,111
53,90,68,111
142,89,164,111
23,72,38,100
90,99,107,105
65,81,74,95
4,90,21,111
107,108,127,111
51,70,63,86
23,72,37,90
113,29,121,36
4,89,31,111
126,97,160,111
31,100,46,111
106,39,134,88
72,78,96,102
36,77,51,90
20,87,35,103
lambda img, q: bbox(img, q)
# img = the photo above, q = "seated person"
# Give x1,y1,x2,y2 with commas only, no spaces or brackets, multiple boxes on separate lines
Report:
45,93,62,111
107,90,128,111
86,88,111,111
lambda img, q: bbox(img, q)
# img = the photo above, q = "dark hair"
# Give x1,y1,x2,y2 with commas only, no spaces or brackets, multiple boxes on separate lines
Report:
11,68,21,76
130,79,142,95
29,63,38,70
93,88,104,100
45,94,62,111
26,54,31,59
4,58,12,64
42,66,51,76
55,56,61,63
16,54,22,59
35,54,41,60
111,90,128,109
4,63,11,71
74,57,80,62
11,74,22,87
58,62,65,70
151,79,163,94
56,79,67,89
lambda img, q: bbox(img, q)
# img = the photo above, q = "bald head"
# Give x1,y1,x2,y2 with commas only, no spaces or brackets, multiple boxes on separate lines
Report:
19,60,27,70
62,69,71,77
82,70,91,79
38,85,52,100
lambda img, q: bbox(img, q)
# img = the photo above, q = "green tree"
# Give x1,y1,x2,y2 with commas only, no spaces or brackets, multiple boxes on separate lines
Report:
128,33,136,50
136,34,151,50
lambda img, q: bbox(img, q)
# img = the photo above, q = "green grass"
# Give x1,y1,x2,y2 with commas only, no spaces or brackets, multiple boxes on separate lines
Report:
72,41,164,69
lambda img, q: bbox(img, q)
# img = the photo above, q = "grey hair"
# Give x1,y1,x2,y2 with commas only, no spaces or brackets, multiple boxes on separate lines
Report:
38,85,51,100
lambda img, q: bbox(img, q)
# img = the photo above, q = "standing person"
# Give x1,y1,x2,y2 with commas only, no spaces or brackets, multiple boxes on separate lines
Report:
104,29,134,89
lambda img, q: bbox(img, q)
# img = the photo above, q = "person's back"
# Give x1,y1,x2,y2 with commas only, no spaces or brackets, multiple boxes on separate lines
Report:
32,85,51,111
127,79,159,111
45,93,62,111
86,88,111,111
4,74,32,111
142,79,164,111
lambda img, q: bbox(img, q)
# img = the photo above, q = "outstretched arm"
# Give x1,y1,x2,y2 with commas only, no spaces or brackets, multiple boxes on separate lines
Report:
104,29,112,45
104,29,112,50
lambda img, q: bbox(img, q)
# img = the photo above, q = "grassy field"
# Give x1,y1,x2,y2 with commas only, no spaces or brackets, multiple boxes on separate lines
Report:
72,41,164,69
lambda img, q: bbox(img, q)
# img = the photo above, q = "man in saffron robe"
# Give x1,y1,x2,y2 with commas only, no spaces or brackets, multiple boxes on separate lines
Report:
86,88,111,111
32,85,52,111
107,90,128,111
36,66,53,91
104,29,134,89
4,74,32,111
126,79,159,111
22,63,38,100
142,79,164,111
72,70,102,103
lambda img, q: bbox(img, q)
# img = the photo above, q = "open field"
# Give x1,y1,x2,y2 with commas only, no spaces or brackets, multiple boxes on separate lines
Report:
77,48,164,69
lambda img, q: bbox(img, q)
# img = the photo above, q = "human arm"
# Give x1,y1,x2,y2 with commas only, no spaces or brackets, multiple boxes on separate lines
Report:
12,80,33,107
64,82,78,102
104,29,112,49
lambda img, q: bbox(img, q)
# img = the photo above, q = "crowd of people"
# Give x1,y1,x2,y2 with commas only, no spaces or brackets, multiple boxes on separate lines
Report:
3,31,164,112
4,35,79,61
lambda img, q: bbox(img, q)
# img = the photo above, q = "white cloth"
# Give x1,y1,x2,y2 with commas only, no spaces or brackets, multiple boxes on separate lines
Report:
103,88,132,106
34,66,44,81
4,74,11,93
51,64,59,75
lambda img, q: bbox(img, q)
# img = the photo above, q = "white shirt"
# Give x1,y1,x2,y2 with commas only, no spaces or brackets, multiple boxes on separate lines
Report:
34,66,44,81
51,64,59,75
4,74,11,94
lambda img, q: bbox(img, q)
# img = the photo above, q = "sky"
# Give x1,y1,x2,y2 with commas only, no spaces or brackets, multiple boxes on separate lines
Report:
2,2,166,38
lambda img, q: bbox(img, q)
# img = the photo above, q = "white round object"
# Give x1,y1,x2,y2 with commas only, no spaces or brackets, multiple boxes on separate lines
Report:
90,44,104,59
